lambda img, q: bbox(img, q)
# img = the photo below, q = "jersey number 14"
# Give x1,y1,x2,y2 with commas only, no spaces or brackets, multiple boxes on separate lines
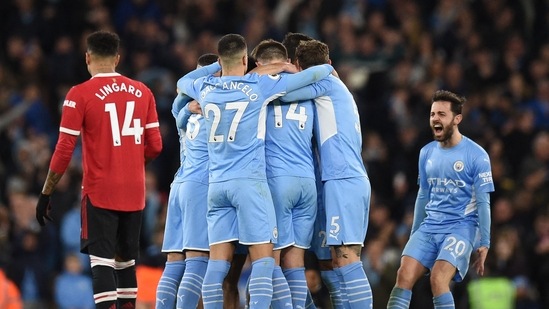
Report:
105,101,144,146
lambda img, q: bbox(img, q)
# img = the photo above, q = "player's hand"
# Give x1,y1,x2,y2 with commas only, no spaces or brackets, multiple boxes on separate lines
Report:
472,246,489,276
188,100,202,114
282,62,298,73
36,193,53,226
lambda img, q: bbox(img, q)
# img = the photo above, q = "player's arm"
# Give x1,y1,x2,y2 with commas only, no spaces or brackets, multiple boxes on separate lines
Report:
473,191,491,276
411,148,429,235
411,188,428,235
36,132,78,226
144,90,162,161
176,62,220,95
249,62,298,75
284,64,333,92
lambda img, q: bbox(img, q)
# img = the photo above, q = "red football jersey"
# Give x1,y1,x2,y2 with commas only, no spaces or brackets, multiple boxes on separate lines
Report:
57,73,162,211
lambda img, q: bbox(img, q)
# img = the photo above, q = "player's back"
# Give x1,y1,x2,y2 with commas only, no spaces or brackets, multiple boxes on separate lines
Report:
199,73,288,182
419,136,494,233
265,97,315,179
313,75,367,180
179,113,208,184
62,73,159,211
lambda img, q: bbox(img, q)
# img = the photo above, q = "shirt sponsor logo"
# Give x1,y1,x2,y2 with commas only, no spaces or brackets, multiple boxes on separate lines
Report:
63,100,76,108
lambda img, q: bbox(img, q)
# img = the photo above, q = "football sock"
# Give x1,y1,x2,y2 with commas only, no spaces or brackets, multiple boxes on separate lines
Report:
338,262,372,308
115,260,137,309
387,287,412,309
176,257,208,309
156,260,186,309
202,259,230,309
283,267,308,309
90,255,117,309
433,292,455,309
271,266,293,308
334,267,351,309
248,257,275,308
320,270,344,308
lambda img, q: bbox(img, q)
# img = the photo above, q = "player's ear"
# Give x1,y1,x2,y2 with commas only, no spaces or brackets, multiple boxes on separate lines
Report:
328,59,332,65
114,54,120,67
454,113,463,125
85,52,91,66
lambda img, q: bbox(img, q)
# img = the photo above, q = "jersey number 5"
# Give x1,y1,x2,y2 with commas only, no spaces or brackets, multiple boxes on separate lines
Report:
105,101,144,146
204,102,248,143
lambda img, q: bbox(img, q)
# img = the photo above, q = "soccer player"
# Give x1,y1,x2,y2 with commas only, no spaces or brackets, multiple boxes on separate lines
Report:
177,33,334,309
251,39,316,309
35,30,162,309
386,90,494,309
155,53,219,309
280,40,373,308
282,32,344,309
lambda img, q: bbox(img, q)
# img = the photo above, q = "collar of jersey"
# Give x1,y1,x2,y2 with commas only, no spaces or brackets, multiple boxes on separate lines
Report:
91,72,122,79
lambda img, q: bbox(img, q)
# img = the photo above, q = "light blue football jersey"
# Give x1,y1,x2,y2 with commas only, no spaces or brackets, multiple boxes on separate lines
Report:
177,64,333,183
418,136,495,232
171,95,209,184
265,96,315,179
281,75,367,180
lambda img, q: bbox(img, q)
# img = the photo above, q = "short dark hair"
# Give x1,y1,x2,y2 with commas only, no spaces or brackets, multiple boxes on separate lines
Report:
87,31,120,57
295,40,329,69
282,32,314,64
432,90,466,115
197,53,219,67
250,39,288,64
217,34,247,60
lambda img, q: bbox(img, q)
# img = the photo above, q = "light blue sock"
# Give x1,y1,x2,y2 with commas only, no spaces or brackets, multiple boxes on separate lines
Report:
176,257,208,309
305,288,317,309
334,267,351,309
248,257,275,309
271,266,293,308
202,259,230,309
283,267,308,309
387,287,412,309
320,270,344,309
433,292,455,309
156,260,186,309
339,262,372,308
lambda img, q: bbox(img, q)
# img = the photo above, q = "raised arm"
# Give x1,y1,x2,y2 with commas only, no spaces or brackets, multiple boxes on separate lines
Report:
182,62,221,80
284,64,333,92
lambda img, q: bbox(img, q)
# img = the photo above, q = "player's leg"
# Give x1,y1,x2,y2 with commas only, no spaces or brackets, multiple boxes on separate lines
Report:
223,247,247,309
235,179,278,309
115,210,144,309
178,250,209,308
202,182,238,309
429,232,474,309
157,253,186,309
387,230,437,309
269,176,302,308
81,196,119,309
430,260,457,309
177,181,210,308
325,177,372,308
281,177,317,309
157,182,186,308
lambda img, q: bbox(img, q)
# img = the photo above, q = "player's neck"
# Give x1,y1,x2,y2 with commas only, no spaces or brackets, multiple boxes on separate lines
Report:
88,63,117,76
221,67,245,76
439,131,463,149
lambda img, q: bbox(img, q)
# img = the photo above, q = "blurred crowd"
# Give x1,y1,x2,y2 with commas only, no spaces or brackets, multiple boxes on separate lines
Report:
1,0,549,308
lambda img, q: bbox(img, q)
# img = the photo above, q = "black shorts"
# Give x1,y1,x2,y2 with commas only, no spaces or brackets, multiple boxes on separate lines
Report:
81,196,143,260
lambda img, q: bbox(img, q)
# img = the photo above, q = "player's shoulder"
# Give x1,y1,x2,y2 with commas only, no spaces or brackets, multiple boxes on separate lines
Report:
462,136,489,155
421,140,438,152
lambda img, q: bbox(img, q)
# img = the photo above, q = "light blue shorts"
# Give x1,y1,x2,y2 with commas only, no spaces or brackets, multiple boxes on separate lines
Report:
324,177,371,246
207,179,277,246
162,181,209,252
309,178,331,260
268,176,317,250
402,230,474,282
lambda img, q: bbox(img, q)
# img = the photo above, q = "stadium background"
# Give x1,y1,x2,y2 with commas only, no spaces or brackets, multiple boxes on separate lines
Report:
0,0,548,308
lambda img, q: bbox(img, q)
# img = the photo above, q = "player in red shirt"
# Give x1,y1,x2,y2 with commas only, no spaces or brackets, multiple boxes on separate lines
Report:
35,30,162,309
